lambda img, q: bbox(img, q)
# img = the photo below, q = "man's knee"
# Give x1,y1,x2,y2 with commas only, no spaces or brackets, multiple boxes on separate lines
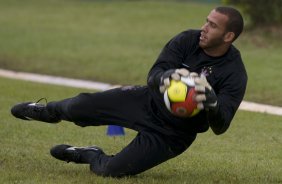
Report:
63,93,96,121
89,156,138,177
90,162,127,177
65,93,89,113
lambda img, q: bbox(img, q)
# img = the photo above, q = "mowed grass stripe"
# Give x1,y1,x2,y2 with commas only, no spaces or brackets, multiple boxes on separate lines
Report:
1,75,282,184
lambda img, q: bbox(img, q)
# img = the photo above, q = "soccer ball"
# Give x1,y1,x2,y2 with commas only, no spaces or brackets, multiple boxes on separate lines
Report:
164,76,200,118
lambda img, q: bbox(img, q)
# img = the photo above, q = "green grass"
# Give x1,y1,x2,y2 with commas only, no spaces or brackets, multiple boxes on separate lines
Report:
235,31,282,106
0,0,214,84
1,77,282,184
0,0,282,183
0,0,281,105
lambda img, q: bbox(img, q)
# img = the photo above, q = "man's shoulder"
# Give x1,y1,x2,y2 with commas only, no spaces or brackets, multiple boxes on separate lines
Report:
170,29,200,50
229,45,241,57
226,45,244,67
225,45,248,80
177,29,201,39
181,29,201,34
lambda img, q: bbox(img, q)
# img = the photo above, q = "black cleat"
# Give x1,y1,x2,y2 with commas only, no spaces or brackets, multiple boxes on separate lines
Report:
50,144,104,164
11,99,60,123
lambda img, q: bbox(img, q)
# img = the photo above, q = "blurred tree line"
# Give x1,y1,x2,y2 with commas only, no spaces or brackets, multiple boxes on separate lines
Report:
224,0,282,28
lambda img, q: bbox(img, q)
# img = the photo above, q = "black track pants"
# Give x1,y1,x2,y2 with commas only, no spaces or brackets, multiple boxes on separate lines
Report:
47,86,196,177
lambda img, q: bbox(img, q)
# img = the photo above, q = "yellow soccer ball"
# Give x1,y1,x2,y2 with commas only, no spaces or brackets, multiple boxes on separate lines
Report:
164,77,200,118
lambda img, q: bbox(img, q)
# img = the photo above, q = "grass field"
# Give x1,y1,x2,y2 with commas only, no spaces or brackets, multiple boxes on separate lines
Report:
0,0,282,105
1,77,282,183
0,0,282,183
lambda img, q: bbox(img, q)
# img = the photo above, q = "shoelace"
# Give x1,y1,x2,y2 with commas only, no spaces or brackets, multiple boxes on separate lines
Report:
35,97,48,104
24,97,60,123
24,98,48,118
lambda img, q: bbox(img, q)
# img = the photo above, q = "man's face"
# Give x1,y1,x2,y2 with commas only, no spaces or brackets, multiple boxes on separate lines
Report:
199,10,229,50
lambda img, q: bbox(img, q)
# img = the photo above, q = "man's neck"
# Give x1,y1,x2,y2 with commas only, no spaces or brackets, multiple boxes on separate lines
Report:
204,44,230,57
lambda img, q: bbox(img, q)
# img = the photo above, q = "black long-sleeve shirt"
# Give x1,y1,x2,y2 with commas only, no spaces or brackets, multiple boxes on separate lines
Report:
147,29,247,136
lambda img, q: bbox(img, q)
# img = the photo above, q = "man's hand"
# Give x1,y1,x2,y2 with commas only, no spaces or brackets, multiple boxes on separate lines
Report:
194,74,218,111
159,68,190,93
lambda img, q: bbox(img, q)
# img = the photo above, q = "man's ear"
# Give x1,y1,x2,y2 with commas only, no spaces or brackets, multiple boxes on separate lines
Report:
224,32,235,42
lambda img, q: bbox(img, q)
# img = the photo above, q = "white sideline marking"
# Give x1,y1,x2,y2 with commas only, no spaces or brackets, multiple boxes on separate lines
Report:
239,101,282,116
1,68,282,116
0,69,112,91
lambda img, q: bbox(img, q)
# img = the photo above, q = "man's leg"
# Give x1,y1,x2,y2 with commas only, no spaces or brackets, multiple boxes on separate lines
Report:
11,86,150,130
50,130,196,177
47,86,152,129
88,130,196,177
12,86,197,176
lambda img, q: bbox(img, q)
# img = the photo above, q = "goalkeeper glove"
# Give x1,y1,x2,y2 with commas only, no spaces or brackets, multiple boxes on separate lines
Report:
159,68,190,93
194,74,218,111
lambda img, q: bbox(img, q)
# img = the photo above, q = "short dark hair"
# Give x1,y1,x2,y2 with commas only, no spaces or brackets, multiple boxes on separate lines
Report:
215,6,244,41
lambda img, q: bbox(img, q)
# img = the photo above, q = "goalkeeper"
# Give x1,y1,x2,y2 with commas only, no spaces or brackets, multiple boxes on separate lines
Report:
11,6,247,177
